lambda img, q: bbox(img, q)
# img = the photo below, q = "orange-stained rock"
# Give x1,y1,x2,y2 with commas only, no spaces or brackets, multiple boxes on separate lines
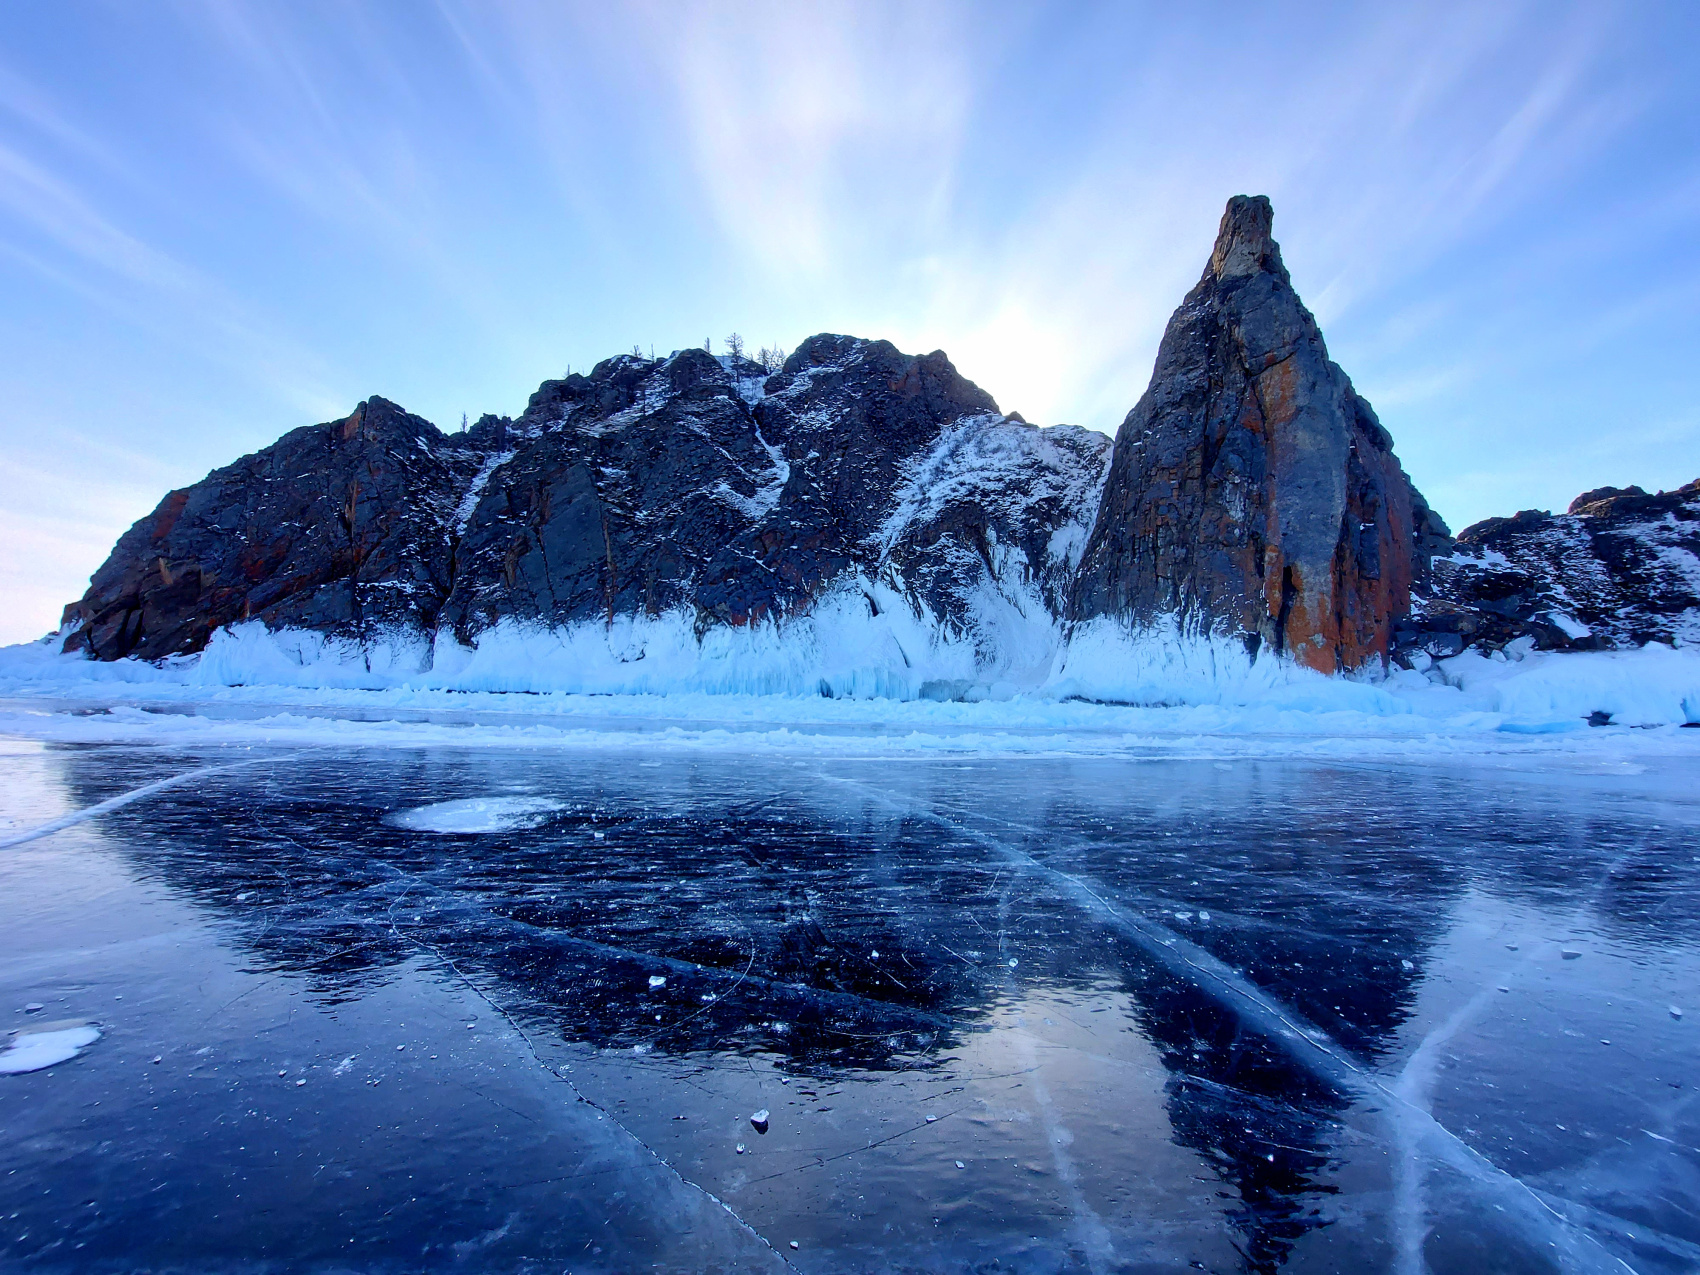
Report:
1071,196,1451,670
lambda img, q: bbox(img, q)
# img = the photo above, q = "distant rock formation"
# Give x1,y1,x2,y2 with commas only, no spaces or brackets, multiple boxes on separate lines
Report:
1070,195,1450,672
57,197,1694,688
1400,478,1700,658
61,338,1108,669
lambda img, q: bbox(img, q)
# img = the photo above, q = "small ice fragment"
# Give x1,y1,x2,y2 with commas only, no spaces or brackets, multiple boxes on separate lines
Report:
593,831,604,840
1497,986,1510,993
1007,958,1019,969
1672,1007,1684,1019
395,1045,404,1050
1562,950,1582,960
750,1109,769,1132
648,975,666,989
925,1114,937,1123
1506,943,1519,951
151,1055,162,1064
789,1242,799,1250
870,950,879,959
1400,959,1413,971
296,1078,306,1086
236,892,250,902
955,1160,965,1168
466,1022,476,1029
23,1003,43,1013
735,1143,746,1154
278,1070,287,1076
1174,912,1193,922
1198,912,1210,922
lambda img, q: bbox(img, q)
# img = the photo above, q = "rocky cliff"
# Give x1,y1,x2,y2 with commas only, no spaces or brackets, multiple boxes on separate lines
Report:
1400,478,1700,659
62,337,1109,676
1070,195,1450,672
57,197,1694,690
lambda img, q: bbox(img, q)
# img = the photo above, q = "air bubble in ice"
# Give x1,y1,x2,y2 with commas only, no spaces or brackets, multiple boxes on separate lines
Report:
1400,959,1413,971
648,975,666,989
1007,958,1019,968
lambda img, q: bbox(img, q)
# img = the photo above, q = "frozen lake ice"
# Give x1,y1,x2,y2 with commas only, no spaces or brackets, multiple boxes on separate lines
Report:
1,709,1697,1272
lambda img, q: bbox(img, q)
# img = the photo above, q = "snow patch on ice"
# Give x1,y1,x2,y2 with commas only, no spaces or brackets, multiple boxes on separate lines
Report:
1,1022,100,1074
388,797,565,834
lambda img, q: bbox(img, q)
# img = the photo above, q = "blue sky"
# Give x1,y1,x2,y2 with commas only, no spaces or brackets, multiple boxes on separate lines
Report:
2,1,1697,645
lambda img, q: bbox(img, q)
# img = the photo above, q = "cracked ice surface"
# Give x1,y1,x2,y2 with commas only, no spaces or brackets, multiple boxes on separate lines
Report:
0,733,1697,1273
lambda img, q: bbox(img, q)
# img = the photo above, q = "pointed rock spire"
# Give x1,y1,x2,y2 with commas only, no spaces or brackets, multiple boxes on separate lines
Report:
1070,196,1450,671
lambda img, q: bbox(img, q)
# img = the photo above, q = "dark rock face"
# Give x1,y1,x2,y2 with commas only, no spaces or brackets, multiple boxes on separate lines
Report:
62,398,485,661
1070,196,1450,672
1400,478,1700,657
62,340,1106,663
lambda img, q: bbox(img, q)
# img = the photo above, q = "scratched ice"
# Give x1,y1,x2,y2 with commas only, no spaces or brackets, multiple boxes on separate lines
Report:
1,737,1697,1273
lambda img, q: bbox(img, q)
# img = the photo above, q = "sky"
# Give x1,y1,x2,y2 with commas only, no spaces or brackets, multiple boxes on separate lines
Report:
2,1,1698,645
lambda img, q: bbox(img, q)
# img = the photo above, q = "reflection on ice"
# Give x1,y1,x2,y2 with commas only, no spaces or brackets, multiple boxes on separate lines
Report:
1,740,1696,1272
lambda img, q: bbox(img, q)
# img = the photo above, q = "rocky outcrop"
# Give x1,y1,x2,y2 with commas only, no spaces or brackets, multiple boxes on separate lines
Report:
61,339,1107,666
1400,478,1700,658
62,398,486,661
59,197,1693,686
1070,196,1450,672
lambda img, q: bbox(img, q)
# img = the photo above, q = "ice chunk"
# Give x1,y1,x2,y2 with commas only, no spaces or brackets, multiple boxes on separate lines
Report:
750,1109,769,1132
22,1003,42,1013
387,797,564,834
1561,949,1582,960
0,1021,100,1074
648,975,666,989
